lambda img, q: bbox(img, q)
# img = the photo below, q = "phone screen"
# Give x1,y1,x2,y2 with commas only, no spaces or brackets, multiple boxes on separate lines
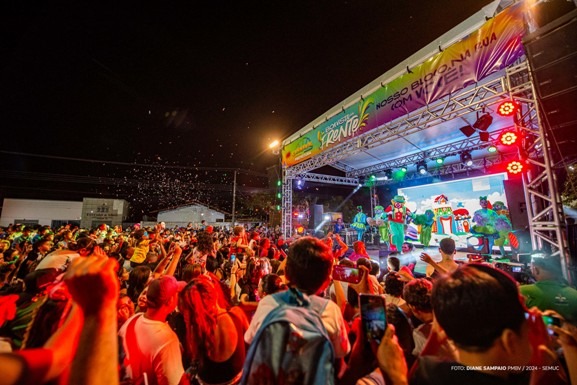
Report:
542,315,562,335
360,294,387,343
230,254,236,262
511,266,522,273
332,265,361,284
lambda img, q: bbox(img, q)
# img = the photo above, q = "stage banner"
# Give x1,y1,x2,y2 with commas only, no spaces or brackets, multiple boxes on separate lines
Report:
282,3,525,167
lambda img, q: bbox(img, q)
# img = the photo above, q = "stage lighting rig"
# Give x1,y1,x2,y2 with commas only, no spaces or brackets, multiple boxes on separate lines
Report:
435,157,444,165
459,125,476,137
500,131,518,146
417,161,428,175
460,151,474,167
497,100,519,117
473,113,493,131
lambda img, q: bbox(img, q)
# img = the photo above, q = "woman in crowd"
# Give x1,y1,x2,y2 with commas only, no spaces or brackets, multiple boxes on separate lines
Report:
179,275,248,385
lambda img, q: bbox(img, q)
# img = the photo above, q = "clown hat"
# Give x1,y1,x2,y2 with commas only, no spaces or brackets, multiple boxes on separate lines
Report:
392,195,405,203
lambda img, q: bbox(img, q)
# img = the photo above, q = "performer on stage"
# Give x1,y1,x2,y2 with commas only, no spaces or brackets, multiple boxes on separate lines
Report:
385,195,411,253
350,205,368,241
334,217,345,234
413,209,435,247
372,205,390,247
471,196,500,255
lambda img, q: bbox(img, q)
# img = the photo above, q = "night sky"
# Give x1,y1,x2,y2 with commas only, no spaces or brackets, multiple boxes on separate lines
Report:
0,0,493,216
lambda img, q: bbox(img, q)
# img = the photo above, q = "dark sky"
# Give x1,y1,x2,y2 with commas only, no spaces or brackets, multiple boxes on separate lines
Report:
0,0,493,214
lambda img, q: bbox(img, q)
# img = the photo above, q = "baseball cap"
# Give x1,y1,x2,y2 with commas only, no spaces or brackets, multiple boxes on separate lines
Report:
146,276,186,308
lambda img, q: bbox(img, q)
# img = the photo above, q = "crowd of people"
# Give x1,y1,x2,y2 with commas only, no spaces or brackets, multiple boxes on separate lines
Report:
0,222,576,385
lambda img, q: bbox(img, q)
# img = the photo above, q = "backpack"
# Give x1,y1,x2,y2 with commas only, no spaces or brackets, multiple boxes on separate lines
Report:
240,288,335,385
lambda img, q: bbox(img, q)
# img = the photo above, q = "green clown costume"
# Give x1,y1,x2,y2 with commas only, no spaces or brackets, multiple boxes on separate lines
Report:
373,205,390,246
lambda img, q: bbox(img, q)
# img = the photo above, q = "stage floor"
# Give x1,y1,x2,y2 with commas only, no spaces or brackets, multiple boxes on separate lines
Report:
365,245,511,276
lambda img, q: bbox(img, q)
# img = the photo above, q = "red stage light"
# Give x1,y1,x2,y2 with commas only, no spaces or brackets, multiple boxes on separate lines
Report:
296,226,305,234
500,131,518,146
497,101,518,117
507,161,523,174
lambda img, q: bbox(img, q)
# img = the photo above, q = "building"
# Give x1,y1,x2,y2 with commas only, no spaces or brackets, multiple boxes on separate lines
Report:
156,202,227,228
1,197,129,229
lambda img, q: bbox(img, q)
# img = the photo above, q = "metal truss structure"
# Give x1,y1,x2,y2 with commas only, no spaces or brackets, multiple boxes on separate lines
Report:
282,60,571,283
506,61,571,281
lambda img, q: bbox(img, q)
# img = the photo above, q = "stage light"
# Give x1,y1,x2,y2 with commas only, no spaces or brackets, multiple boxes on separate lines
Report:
277,192,282,199
296,178,304,189
276,179,281,186
435,157,444,165
459,125,476,137
460,151,473,167
479,131,490,142
500,131,518,146
487,145,498,153
385,169,392,179
473,113,493,131
497,100,518,117
400,166,407,173
507,161,523,175
369,175,377,182
417,161,428,175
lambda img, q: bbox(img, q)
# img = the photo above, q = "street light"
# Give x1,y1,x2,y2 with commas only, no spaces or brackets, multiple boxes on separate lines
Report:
269,140,280,155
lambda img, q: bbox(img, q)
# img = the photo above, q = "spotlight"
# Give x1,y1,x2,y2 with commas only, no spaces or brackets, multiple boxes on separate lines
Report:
473,113,493,131
417,161,428,175
460,151,473,167
507,161,523,175
500,131,518,146
295,178,304,189
369,175,377,182
435,157,444,165
400,166,407,173
479,131,490,142
384,169,392,180
459,125,476,137
487,145,498,153
497,100,519,117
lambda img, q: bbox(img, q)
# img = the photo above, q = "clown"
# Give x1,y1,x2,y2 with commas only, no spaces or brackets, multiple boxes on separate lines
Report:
350,205,368,241
413,209,435,247
373,205,390,246
471,196,500,255
385,195,412,252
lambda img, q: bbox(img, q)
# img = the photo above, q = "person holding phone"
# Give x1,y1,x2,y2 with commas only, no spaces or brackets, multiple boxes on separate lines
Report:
519,254,577,325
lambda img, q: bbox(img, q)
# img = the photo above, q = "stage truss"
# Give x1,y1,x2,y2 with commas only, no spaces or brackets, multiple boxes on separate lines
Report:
282,60,571,280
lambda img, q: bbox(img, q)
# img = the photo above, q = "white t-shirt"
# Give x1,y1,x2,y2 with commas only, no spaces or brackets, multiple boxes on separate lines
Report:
34,249,80,271
118,314,184,385
244,293,351,359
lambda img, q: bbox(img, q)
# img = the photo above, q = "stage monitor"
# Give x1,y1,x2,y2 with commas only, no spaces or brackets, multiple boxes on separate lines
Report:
398,173,511,250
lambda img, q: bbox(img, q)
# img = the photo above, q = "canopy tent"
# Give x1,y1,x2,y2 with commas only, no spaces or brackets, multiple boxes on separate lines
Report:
279,0,571,280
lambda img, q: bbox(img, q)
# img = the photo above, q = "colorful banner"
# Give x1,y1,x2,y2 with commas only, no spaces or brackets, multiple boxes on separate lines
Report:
282,3,526,167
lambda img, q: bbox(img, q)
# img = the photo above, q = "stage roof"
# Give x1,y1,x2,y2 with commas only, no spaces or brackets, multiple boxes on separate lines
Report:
282,0,524,182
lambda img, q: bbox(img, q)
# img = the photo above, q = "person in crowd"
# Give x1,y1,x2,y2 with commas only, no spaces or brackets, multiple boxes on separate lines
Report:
348,240,369,263
0,246,119,385
384,271,408,312
412,263,562,385
129,229,150,267
322,232,349,260
118,275,187,385
245,237,351,368
402,278,433,356
357,257,383,294
519,253,577,324
257,273,286,299
179,275,249,385
126,265,152,304
33,237,96,273
334,217,345,234
419,237,460,279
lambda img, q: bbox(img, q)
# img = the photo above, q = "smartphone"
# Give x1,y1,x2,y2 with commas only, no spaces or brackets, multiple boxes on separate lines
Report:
332,265,361,284
230,254,236,263
542,314,562,333
511,266,522,273
359,294,387,343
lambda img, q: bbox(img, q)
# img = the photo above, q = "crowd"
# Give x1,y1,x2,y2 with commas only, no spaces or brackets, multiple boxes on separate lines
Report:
0,222,576,385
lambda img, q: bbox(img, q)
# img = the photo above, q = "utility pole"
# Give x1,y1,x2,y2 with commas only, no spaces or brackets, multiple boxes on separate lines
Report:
231,170,237,226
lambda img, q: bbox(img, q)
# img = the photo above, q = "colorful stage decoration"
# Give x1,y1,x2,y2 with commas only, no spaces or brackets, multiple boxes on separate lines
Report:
282,3,525,166
397,173,513,255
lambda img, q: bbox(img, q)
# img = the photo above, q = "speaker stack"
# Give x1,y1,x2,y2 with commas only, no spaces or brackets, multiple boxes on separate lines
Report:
524,8,577,166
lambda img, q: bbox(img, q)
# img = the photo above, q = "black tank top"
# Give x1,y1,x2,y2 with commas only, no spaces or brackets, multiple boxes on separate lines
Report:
198,311,246,384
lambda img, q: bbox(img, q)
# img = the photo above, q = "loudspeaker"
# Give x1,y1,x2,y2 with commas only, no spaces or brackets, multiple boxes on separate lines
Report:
524,9,577,163
529,0,575,28
504,179,530,230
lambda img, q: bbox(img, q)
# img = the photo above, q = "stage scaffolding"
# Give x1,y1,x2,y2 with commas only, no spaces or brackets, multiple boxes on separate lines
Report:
281,60,571,282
